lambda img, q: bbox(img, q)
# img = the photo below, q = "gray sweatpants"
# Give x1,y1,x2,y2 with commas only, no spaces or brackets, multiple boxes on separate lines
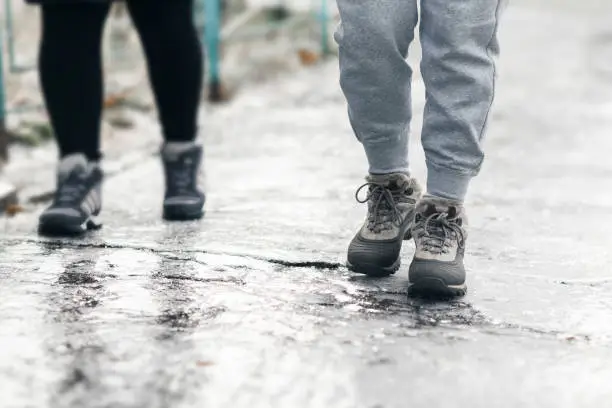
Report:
335,0,506,201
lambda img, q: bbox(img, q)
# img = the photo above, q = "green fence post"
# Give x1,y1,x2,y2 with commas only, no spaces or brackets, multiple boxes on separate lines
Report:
0,10,9,162
204,0,222,101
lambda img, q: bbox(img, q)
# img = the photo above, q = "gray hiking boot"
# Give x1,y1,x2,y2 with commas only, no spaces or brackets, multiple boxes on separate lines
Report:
408,196,468,297
161,142,205,221
347,173,422,277
38,153,103,236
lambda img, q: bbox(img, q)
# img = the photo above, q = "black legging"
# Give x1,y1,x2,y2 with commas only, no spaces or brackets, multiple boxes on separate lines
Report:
39,0,203,160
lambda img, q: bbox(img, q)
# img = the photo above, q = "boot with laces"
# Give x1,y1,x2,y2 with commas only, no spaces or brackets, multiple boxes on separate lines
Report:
408,196,468,297
347,173,422,277
38,153,103,236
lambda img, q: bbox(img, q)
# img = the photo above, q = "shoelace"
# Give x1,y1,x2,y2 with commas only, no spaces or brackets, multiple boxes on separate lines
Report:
414,210,465,255
355,182,413,233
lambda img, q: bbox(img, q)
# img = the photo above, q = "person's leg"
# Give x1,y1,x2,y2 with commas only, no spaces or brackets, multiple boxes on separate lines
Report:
408,0,506,297
39,2,110,160
126,0,202,144
419,0,505,201
126,0,205,220
335,0,423,276
37,2,110,236
335,0,418,175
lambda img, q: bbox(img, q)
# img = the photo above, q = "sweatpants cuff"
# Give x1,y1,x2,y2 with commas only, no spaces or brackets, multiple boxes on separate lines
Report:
364,141,409,175
426,164,472,202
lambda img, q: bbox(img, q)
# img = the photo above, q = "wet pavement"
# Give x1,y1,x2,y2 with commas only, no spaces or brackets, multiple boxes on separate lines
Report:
2,4,612,408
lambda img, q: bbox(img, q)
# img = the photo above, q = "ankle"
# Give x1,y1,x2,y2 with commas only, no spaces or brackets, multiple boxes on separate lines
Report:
421,194,463,207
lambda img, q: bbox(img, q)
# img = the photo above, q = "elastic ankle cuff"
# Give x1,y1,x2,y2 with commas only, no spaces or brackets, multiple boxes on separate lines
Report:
426,164,472,202
364,140,409,175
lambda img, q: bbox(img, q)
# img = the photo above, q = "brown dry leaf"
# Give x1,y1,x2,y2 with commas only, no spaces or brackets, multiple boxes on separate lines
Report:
297,49,320,66
4,204,25,217
104,93,127,109
196,360,215,367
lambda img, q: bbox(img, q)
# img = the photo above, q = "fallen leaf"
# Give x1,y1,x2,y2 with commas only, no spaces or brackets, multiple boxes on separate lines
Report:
5,204,25,217
104,93,128,109
196,360,215,367
297,49,320,66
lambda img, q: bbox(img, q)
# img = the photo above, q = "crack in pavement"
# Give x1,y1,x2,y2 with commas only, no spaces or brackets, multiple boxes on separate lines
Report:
156,273,247,286
2,237,344,271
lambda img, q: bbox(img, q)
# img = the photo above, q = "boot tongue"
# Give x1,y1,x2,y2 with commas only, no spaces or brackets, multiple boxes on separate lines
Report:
418,200,460,218
385,179,401,191
421,203,439,217
58,154,89,181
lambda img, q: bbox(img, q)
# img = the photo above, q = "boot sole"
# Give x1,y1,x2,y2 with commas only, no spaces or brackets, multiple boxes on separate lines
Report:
38,215,102,237
346,258,401,277
163,208,204,221
346,229,412,277
408,277,467,298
